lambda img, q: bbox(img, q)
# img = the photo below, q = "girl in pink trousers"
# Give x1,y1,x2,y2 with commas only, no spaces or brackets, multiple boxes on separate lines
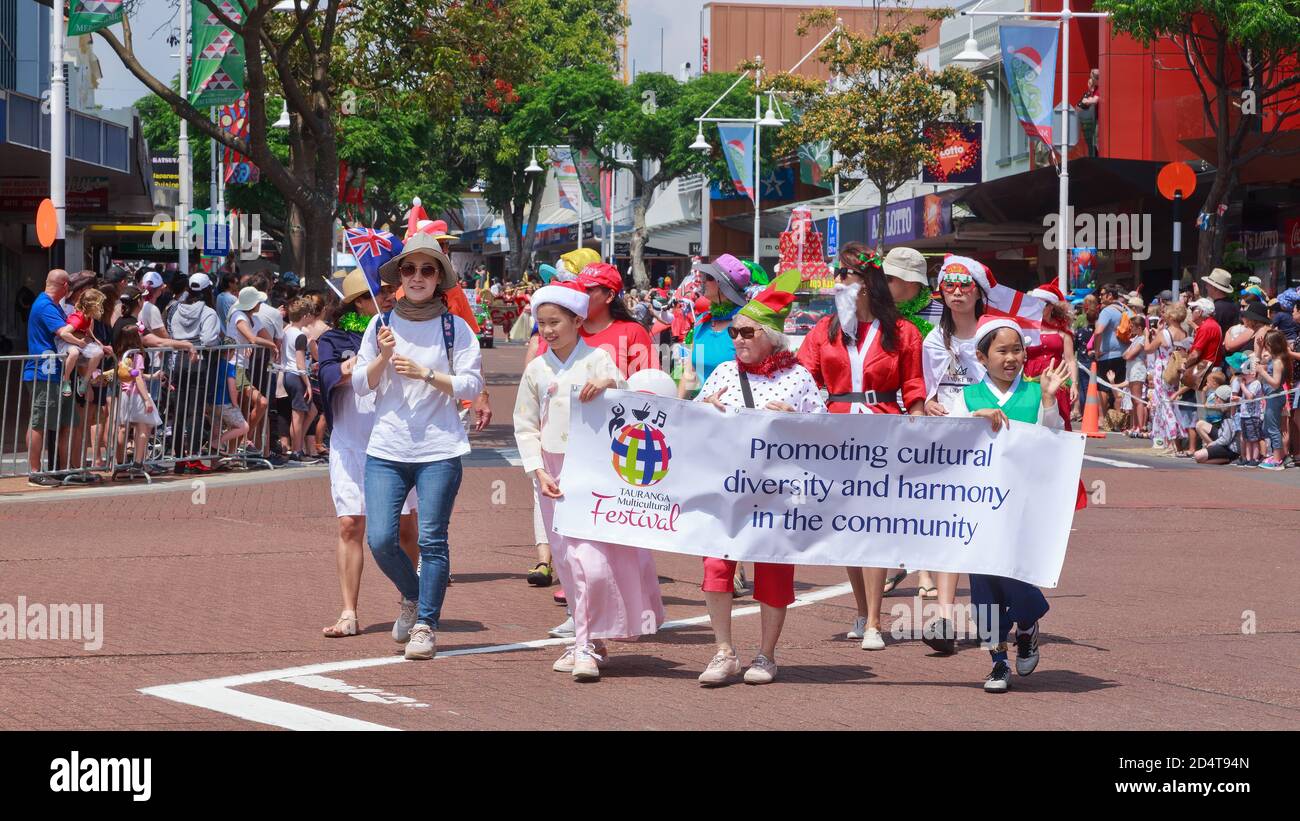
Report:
513,282,665,681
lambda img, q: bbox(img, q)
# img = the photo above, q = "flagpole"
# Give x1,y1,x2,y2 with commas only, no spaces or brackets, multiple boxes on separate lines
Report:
178,0,191,277
50,6,67,268
753,91,761,265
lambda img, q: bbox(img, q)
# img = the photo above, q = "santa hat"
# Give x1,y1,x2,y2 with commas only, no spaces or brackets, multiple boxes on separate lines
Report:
531,282,589,319
939,254,990,282
1029,281,1065,303
738,269,801,333
404,197,429,240
973,315,1027,348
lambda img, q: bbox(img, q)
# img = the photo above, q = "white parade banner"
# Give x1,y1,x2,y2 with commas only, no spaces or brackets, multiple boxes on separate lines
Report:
552,389,1085,588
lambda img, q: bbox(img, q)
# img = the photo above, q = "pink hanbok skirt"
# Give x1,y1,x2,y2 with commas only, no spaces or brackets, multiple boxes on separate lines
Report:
537,451,665,648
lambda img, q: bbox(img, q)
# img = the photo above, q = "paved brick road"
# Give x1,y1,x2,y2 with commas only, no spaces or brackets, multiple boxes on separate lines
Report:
1,342,1297,730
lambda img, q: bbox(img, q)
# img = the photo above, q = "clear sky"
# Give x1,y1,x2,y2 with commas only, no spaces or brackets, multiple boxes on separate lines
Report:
95,0,912,109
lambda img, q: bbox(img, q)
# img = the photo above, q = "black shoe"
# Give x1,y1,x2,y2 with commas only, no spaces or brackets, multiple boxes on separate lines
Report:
984,660,1011,692
921,617,957,655
265,452,289,467
27,473,63,488
1015,623,1041,676
526,562,555,587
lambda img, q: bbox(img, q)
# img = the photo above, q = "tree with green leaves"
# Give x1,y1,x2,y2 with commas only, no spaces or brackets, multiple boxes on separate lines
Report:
513,67,759,288
767,6,980,252
1096,0,1300,274
450,0,627,280
98,0,533,273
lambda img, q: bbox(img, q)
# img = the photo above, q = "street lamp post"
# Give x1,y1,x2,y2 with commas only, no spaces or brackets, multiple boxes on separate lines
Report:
526,144,588,252
690,22,841,266
962,0,1109,293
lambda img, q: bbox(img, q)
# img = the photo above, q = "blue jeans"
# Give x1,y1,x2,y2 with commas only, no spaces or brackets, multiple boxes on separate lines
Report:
364,455,463,628
1263,393,1286,452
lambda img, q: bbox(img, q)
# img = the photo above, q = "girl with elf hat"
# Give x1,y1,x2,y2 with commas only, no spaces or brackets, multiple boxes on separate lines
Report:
796,242,927,651
948,315,1083,692
513,281,665,681
695,270,828,686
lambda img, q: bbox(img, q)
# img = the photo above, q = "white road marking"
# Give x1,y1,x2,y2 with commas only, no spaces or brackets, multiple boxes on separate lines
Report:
140,582,853,731
284,675,429,707
1083,454,1150,469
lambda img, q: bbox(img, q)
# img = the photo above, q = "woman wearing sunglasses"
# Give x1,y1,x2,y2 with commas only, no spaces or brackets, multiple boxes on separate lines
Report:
796,241,927,652
353,234,485,661
919,256,989,654
694,270,827,686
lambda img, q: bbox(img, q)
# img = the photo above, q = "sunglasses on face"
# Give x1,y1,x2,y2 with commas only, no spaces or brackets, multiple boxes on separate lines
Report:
727,326,759,340
398,263,440,279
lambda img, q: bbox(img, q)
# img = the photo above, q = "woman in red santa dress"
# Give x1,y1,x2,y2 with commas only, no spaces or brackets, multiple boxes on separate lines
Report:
796,241,927,653
1021,282,1077,431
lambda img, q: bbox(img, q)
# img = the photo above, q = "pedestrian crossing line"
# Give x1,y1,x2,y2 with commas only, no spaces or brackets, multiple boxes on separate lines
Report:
139,582,853,731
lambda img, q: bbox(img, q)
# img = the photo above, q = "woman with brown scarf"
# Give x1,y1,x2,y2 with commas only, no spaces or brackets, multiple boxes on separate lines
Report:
353,234,485,660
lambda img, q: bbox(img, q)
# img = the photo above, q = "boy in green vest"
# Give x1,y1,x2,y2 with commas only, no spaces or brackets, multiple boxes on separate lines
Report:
950,317,1073,692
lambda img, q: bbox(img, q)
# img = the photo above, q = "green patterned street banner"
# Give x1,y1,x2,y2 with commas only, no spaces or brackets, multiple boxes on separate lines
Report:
574,148,602,209
67,0,124,36
189,0,246,107
798,140,833,188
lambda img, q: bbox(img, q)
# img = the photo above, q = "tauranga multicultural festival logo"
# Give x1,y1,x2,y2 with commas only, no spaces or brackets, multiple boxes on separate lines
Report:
608,401,672,487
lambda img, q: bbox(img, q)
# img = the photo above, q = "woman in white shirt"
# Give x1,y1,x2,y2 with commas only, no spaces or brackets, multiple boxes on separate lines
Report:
919,267,987,654
353,235,484,661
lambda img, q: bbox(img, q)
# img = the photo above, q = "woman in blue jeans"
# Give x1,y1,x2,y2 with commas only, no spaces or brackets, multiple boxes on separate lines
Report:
1257,330,1290,471
353,233,484,659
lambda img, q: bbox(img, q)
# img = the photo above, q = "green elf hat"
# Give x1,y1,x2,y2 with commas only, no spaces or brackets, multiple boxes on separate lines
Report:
741,259,770,286
738,268,801,333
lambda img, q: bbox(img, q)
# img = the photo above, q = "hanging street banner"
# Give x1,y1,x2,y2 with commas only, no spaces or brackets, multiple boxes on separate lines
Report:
574,148,602,210
190,0,246,107
67,0,123,36
798,140,833,188
553,148,582,212
717,123,756,203
553,390,1085,588
999,21,1060,149
922,122,983,184
218,93,259,184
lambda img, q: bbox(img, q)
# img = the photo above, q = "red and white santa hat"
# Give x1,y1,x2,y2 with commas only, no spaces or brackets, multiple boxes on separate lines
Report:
973,315,1027,348
1028,281,1065,303
530,281,589,319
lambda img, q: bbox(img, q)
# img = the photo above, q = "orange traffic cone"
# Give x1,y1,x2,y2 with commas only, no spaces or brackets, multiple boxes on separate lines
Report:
1079,362,1106,439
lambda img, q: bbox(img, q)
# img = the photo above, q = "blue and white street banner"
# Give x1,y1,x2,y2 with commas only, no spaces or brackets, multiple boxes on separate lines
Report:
717,124,756,203
554,390,1085,587
999,21,1060,148
827,215,839,257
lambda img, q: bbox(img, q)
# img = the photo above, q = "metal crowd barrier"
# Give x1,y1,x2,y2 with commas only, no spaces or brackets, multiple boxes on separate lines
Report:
1,342,277,485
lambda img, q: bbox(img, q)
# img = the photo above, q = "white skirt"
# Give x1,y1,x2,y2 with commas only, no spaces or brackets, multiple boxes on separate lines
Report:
329,447,417,518
119,390,161,426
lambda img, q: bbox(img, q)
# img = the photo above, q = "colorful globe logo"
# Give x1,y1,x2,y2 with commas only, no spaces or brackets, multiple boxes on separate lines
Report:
610,423,672,486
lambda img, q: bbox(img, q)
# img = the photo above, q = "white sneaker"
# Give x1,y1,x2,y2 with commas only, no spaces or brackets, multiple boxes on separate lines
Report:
743,654,778,684
548,616,575,638
404,623,436,660
392,598,417,643
552,646,577,673
572,643,602,680
861,627,886,651
847,615,869,639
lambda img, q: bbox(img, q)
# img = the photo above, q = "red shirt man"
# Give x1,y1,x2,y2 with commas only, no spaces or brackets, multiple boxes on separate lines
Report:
1188,298,1224,369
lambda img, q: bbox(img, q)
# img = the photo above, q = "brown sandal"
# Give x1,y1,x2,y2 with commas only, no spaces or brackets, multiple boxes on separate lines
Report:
323,611,358,638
